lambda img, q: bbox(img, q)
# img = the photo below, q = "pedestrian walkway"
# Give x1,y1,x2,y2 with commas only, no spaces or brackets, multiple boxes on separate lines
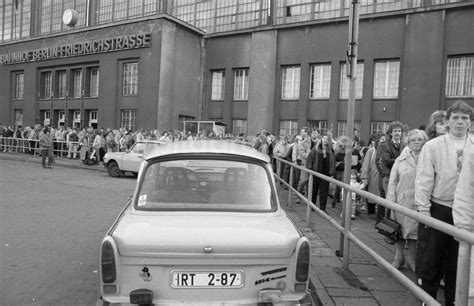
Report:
277,185,433,305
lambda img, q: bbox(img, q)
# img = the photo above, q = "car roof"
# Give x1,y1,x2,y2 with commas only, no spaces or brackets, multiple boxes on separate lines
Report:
144,140,270,163
136,140,165,144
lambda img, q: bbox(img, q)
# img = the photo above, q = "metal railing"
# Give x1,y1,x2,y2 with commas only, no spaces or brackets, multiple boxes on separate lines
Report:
273,156,474,306
0,136,82,159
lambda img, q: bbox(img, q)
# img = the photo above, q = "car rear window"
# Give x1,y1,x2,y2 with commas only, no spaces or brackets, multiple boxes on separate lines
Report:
135,158,276,212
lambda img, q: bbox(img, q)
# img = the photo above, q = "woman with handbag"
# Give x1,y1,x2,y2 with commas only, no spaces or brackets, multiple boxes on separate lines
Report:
386,129,428,271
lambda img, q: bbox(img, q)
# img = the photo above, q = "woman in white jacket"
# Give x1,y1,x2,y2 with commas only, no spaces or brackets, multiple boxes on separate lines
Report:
386,129,428,271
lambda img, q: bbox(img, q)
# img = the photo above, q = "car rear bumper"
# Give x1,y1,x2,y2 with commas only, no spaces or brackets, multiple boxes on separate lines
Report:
97,296,311,306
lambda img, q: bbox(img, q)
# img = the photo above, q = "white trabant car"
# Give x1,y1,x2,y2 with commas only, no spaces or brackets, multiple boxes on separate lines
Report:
98,140,311,305
103,140,164,177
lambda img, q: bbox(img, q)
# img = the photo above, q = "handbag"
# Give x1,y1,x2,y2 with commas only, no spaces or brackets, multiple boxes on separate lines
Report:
375,217,401,242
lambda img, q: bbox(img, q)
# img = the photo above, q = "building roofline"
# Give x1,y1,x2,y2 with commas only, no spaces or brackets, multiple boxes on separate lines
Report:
204,2,474,39
0,13,205,47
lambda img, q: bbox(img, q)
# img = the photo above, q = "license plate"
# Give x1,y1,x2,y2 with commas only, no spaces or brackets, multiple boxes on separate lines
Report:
171,271,243,288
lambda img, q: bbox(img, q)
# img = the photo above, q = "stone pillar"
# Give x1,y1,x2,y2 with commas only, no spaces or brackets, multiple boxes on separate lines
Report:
247,30,277,136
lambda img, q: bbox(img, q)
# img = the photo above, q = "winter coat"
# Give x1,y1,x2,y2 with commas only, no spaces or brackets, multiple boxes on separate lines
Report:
360,147,380,198
377,140,404,177
386,147,418,240
306,144,335,177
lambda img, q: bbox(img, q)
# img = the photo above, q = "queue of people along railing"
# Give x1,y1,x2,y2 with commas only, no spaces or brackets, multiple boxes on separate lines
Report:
0,136,80,158
272,155,474,306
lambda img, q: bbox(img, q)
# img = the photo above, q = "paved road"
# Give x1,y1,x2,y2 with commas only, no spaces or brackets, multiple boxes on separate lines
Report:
0,159,136,305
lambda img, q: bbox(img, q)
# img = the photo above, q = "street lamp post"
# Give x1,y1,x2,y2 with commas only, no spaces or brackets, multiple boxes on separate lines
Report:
336,0,360,270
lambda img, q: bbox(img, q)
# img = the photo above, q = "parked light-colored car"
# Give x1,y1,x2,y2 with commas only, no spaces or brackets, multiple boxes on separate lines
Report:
103,140,163,177
98,140,311,305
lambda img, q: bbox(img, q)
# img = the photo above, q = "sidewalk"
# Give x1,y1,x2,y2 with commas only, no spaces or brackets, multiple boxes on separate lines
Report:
2,151,428,305
278,187,425,306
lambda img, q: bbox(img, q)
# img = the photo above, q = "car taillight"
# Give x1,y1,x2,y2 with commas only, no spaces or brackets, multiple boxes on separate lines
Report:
295,241,310,282
101,240,116,283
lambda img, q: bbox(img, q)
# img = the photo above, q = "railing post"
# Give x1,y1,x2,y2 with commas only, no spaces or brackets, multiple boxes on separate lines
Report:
306,174,313,226
342,190,353,270
288,163,294,207
455,240,471,305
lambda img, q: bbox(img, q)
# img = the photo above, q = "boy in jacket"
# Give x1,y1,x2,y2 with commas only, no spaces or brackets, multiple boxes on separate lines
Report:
415,100,473,306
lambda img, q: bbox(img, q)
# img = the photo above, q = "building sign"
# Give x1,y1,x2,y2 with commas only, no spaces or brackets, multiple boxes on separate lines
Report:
0,32,151,65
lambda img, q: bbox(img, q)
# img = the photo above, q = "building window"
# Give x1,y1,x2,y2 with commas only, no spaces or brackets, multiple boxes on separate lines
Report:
14,73,24,100
340,62,364,99
211,70,225,100
1,0,31,42
310,64,331,99
121,110,136,130
232,119,247,136
233,68,249,100
71,69,82,98
56,70,67,99
279,120,298,137
123,62,138,96
85,67,99,97
373,60,400,98
14,109,23,127
41,71,53,99
97,0,160,23
337,120,361,138
371,121,390,135
43,110,51,126
307,120,329,136
281,66,300,100
446,55,474,97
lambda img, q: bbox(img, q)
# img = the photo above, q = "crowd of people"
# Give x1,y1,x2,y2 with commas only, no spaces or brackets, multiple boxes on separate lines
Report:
0,100,473,304
0,125,249,167
255,100,472,305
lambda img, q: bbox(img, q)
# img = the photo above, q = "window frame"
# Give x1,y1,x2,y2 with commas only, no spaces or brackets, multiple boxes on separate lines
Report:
40,70,53,99
337,120,361,138
211,70,226,101
122,62,139,96
279,120,298,138
121,109,137,130
85,66,99,98
14,72,24,100
445,55,474,98
55,70,68,99
309,63,331,99
373,59,400,99
340,61,364,100
281,65,301,100
232,119,247,136
233,68,249,101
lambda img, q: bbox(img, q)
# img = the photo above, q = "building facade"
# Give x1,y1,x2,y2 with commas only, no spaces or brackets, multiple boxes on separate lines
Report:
1,0,473,140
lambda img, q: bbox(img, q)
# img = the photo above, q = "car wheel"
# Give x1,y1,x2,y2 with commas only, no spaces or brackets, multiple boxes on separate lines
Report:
107,161,122,177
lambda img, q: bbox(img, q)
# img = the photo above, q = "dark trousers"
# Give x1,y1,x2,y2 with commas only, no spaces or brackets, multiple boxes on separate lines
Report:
41,148,53,167
311,177,330,211
420,201,458,306
332,170,343,203
367,202,376,215
292,160,301,190
281,162,290,184
376,175,387,222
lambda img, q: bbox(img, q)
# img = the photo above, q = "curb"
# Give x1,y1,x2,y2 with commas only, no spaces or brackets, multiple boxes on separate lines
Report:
0,152,107,172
